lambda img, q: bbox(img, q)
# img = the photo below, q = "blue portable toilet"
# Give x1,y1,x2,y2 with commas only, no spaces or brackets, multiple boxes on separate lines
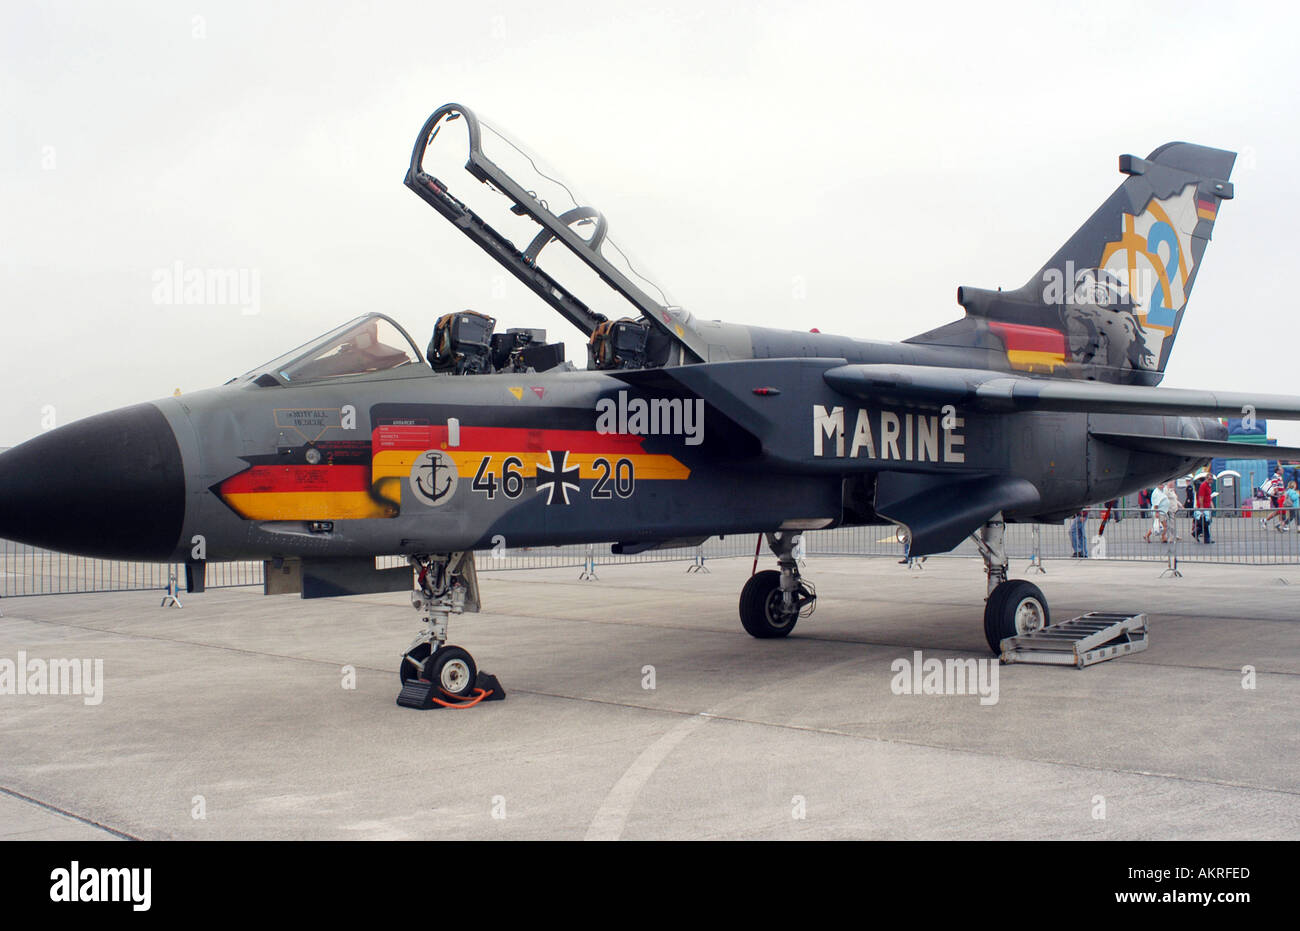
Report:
1223,458,1270,499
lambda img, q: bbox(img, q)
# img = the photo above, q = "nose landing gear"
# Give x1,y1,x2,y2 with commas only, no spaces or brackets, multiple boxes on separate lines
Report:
397,552,505,709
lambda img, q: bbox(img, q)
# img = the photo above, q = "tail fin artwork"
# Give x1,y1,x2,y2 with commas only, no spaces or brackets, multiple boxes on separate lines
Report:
909,143,1236,384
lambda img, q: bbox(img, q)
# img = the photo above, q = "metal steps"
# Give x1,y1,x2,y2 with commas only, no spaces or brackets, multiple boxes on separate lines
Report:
999,612,1148,668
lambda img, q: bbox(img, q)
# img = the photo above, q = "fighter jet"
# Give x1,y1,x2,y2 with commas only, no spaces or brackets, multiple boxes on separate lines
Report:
3,102,1298,696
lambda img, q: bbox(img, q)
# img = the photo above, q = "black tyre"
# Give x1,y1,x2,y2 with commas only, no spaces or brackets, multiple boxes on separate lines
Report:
399,642,433,684
983,579,1050,654
739,569,799,639
429,645,478,699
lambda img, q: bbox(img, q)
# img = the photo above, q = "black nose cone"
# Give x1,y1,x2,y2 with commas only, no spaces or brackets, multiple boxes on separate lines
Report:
0,403,185,560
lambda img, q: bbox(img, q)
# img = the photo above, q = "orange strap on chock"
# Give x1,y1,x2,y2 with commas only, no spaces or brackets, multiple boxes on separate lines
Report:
430,687,494,709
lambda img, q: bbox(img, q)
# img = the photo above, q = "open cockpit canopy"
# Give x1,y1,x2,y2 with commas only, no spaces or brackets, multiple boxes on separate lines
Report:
405,103,707,367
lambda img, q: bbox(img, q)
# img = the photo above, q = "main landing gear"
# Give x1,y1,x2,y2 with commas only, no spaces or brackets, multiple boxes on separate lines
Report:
736,517,1052,656
739,531,817,638
397,553,504,708
972,513,1050,654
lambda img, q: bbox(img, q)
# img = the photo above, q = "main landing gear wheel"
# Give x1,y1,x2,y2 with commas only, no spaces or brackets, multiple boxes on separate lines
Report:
983,579,1050,654
739,569,800,638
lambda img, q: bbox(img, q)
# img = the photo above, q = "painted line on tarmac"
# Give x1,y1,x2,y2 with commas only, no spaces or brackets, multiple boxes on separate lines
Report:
583,656,864,841
0,784,140,840
583,712,713,841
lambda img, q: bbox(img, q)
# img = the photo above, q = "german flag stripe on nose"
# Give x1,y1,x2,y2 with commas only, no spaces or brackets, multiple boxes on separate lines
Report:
217,464,397,520
215,424,691,520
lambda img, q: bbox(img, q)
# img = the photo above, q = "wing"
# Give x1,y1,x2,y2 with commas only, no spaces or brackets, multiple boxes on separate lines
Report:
823,364,1300,421
1088,431,1300,460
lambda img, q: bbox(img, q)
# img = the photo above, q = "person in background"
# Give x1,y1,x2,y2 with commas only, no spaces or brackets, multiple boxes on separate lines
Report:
1195,472,1215,544
1283,481,1300,532
1164,481,1182,541
1146,481,1179,543
1261,471,1286,531
1191,474,1204,541
1144,485,1166,543
1069,508,1089,558
1137,487,1151,520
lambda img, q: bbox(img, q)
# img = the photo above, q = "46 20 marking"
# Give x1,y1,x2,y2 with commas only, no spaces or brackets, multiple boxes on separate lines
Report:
470,455,634,500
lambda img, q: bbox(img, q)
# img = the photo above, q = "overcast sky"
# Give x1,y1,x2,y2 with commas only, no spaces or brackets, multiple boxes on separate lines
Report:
4,0,1300,448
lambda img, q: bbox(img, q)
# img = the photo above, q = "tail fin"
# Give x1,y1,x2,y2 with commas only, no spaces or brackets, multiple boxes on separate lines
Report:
910,142,1236,383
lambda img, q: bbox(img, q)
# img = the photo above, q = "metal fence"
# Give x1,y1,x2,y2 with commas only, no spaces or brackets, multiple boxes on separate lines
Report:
1,507,1297,600
0,543,260,598
999,506,1300,566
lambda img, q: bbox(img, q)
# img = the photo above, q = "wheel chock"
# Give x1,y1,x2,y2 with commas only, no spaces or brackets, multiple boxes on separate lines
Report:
396,671,506,710
475,671,506,700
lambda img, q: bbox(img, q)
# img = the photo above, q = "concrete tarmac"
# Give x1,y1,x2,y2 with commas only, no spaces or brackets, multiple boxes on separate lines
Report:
0,556,1296,840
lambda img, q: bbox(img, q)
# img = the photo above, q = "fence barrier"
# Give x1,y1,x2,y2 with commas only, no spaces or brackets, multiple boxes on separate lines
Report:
1,508,1296,600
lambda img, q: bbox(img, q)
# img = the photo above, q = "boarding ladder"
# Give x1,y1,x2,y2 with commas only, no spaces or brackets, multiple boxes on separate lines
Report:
999,612,1148,668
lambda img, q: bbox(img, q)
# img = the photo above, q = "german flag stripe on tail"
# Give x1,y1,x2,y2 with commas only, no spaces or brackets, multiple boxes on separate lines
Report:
988,321,1067,373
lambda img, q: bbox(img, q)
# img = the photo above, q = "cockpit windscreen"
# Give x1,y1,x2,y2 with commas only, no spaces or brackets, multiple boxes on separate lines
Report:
241,314,423,385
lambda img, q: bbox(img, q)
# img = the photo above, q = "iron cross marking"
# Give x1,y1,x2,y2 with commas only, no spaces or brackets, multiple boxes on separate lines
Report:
535,450,581,505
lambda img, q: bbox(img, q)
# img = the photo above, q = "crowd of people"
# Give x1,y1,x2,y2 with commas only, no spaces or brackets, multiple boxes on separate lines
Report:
1137,472,1222,544
1066,468,1300,556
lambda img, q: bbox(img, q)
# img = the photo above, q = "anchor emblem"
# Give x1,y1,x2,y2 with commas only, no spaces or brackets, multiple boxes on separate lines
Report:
408,450,458,507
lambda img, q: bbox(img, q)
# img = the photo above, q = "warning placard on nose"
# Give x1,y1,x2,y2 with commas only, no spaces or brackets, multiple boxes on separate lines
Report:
275,408,344,442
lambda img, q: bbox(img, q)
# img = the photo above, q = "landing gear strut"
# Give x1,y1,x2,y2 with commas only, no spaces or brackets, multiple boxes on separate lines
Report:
972,513,1049,654
399,552,483,699
739,531,816,638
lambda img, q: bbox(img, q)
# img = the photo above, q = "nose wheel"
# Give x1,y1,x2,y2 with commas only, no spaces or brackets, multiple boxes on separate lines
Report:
429,645,478,698
401,643,479,699
396,553,504,709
